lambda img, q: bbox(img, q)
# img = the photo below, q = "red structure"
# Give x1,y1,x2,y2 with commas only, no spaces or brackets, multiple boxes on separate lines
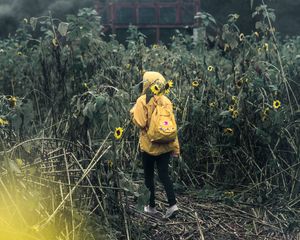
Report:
95,0,200,44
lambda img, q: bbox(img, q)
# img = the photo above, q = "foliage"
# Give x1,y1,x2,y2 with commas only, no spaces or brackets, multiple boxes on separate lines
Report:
0,5,300,238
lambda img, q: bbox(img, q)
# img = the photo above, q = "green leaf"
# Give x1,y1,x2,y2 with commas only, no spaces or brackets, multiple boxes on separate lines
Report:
30,17,37,31
58,22,69,36
82,102,95,119
255,21,263,30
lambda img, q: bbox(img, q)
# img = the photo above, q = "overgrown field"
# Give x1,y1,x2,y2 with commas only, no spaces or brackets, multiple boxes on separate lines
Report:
0,5,299,240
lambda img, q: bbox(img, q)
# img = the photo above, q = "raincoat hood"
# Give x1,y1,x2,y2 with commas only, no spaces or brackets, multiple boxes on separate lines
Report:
142,71,166,94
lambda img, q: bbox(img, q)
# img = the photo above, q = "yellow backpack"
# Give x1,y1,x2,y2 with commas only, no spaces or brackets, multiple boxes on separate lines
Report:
147,103,177,143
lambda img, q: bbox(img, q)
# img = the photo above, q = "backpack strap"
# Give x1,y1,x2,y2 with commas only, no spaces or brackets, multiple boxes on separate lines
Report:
145,95,159,130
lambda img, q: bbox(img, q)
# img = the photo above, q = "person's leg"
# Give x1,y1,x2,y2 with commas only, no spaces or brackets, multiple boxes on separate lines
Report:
142,152,156,208
156,152,176,207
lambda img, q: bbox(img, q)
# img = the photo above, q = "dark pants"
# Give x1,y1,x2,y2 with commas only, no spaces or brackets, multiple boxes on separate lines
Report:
142,152,176,208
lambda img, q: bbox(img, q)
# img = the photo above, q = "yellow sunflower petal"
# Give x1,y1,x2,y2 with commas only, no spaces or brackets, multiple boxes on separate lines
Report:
150,84,160,95
192,81,199,87
273,100,281,109
114,127,124,140
239,33,245,41
207,66,214,72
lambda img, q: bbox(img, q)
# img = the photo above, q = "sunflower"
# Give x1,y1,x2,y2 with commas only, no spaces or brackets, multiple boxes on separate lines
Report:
224,191,234,197
107,159,113,168
166,80,174,88
273,100,281,109
83,83,88,89
209,102,217,108
0,118,9,126
150,84,160,95
207,66,214,72
8,96,17,108
263,43,269,51
52,38,59,47
152,44,158,49
192,80,199,87
164,80,174,94
224,128,234,135
114,127,124,140
232,110,239,119
228,105,235,112
236,79,243,88
239,33,245,41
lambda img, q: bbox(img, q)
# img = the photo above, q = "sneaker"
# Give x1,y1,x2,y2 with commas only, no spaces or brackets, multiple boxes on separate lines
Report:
144,205,158,215
164,204,179,219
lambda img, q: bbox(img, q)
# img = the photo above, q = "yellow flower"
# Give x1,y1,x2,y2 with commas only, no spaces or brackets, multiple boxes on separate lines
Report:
17,51,22,56
236,79,243,88
107,159,113,168
224,191,234,197
209,102,216,108
166,80,174,88
83,83,88,89
273,100,281,109
232,110,239,119
239,33,245,41
192,80,199,87
207,66,214,72
52,38,59,47
114,127,124,140
150,84,160,95
8,96,17,108
164,80,174,94
0,118,9,126
224,128,234,135
263,43,269,51
254,31,259,38
126,64,131,70
231,96,238,103
228,105,235,112
152,44,158,49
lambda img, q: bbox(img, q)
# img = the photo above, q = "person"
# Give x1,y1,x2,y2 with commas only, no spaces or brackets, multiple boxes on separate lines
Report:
130,71,180,219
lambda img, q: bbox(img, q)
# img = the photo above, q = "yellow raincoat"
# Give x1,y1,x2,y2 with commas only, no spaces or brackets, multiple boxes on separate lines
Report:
130,71,180,156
